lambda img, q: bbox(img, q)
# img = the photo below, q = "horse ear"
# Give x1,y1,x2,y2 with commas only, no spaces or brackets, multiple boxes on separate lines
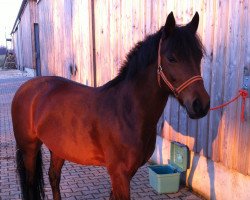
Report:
162,12,176,38
187,12,199,34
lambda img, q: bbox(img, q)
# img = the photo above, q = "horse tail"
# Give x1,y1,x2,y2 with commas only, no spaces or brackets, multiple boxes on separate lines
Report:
34,149,45,199
16,147,45,200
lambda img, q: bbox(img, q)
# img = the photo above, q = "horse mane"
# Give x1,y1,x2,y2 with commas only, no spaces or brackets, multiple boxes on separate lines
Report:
102,25,205,89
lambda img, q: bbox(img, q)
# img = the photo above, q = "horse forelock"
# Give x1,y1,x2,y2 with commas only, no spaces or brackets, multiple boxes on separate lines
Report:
164,25,206,62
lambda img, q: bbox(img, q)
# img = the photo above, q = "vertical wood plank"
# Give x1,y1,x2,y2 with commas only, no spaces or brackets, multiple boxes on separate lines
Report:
72,0,93,85
109,0,121,79
195,1,209,157
94,0,110,86
208,0,224,161
203,0,218,161
29,0,37,70
245,0,250,176
231,0,244,172
222,0,240,169
209,2,228,164
131,1,140,46
144,0,152,35
53,0,63,76
63,0,73,80
19,1,33,69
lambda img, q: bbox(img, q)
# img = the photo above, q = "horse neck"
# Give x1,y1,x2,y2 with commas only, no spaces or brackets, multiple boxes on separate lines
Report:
128,63,169,125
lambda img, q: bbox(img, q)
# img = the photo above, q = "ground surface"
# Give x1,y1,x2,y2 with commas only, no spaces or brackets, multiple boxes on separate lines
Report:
0,55,5,67
0,69,203,199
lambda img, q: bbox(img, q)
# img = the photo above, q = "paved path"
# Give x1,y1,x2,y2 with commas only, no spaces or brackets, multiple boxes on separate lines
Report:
0,70,203,200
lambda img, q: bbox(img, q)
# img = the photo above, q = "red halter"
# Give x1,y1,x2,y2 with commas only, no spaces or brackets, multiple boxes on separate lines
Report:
157,38,203,97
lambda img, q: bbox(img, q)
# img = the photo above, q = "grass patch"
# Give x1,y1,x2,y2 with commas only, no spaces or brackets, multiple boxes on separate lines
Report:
0,55,5,67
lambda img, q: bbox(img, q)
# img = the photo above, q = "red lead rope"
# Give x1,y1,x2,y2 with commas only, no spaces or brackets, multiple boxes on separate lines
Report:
210,89,249,122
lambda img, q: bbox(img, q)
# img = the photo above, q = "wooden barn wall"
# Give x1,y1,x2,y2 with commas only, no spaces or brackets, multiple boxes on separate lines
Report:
38,0,94,85
12,32,22,69
14,1,34,69
92,0,250,174
29,0,38,70
34,0,250,175
93,0,250,175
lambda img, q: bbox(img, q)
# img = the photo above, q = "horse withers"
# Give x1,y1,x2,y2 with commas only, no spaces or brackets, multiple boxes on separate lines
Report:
12,12,210,200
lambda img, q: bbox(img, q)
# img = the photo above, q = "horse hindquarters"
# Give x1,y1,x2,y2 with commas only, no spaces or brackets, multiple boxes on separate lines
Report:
12,80,45,199
13,115,45,199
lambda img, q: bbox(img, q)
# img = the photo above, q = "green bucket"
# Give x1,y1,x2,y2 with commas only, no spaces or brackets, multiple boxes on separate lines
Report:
148,141,189,193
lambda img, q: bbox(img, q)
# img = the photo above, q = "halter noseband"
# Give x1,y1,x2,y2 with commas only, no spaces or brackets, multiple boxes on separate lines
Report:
157,38,203,97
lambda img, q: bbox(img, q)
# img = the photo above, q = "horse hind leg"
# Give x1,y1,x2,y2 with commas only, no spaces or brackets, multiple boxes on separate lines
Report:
49,151,65,200
16,142,45,200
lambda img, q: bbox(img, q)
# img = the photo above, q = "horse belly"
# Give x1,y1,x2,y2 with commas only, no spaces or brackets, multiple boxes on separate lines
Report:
36,113,105,166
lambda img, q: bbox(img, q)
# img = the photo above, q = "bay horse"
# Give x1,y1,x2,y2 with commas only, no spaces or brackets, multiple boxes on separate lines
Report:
12,12,210,200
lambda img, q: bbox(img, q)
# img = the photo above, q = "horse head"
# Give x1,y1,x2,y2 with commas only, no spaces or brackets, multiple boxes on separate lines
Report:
158,12,210,119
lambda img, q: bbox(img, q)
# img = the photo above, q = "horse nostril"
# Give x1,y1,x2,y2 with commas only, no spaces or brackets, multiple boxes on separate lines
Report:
192,98,202,114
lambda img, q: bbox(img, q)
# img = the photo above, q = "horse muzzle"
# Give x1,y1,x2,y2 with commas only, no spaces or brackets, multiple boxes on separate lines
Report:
185,96,210,119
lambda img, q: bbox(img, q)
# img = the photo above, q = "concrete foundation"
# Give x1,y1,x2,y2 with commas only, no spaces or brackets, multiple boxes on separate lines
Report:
24,67,36,77
150,136,250,200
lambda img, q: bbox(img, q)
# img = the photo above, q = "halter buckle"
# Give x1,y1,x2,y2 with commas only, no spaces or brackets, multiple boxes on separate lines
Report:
173,89,178,97
158,65,162,73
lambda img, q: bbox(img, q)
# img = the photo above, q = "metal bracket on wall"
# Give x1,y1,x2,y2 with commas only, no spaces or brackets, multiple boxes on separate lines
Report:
243,67,250,119
243,67,250,97
69,64,77,76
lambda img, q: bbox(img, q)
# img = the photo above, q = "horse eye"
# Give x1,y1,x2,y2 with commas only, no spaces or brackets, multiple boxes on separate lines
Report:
167,56,177,63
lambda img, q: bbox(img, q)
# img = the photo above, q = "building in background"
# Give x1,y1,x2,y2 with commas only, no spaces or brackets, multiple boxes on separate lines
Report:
11,0,37,75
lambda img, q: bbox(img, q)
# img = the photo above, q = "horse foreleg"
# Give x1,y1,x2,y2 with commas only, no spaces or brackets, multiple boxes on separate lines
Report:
49,151,65,200
109,173,131,200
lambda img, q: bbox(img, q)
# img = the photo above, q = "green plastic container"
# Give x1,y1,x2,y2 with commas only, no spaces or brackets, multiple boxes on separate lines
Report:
148,141,189,194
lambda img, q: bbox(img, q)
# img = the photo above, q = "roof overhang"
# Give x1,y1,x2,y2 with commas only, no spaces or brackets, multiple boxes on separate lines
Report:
11,0,28,35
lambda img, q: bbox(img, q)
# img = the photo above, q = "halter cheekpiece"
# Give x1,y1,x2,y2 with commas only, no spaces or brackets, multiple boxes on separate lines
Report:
157,38,203,97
